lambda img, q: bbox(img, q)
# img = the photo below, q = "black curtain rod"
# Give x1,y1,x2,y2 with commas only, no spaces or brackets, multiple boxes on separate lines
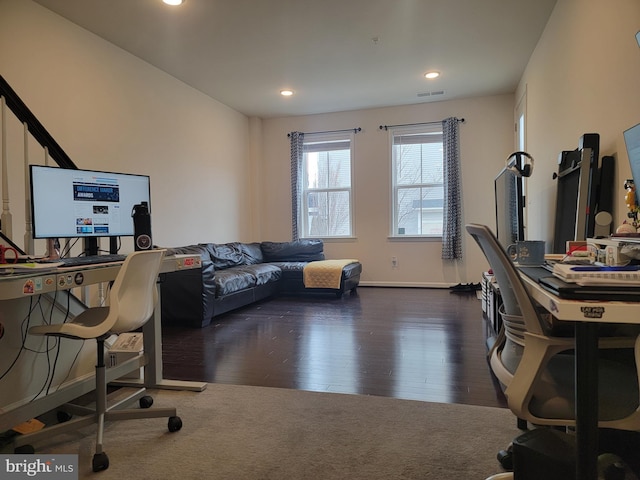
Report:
287,127,361,137
378,117,465,131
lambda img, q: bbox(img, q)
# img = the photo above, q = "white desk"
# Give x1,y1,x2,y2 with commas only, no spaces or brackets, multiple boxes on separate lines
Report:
0,254,206,432
521,274,640,480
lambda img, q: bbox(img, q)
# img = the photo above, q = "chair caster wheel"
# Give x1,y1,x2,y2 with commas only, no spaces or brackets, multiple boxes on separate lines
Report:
139,395,154,408
517,417,527,430
602,464,626,480
497,446,513,470
57,411,73,423
598,453,627,480
14,445,35,454
168,416,182,432
92,452,109,472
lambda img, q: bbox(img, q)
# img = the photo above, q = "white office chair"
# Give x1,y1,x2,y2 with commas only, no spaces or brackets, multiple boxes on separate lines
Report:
15,249,182,472
466,224,640,479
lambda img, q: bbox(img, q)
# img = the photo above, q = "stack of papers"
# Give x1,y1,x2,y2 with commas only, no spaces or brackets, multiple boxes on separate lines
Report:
0,262,63,275
552,263,640,285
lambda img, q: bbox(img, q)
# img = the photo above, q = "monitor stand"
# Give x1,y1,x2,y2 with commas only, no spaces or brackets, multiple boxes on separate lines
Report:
46,238,60,260
110,237,118,255
83,237,98,257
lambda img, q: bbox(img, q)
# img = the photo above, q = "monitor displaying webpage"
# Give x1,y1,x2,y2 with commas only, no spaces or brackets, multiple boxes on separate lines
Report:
30,165,150,239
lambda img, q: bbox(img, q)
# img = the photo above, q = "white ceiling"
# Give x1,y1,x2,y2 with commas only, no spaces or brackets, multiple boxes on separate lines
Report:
33,0,557,119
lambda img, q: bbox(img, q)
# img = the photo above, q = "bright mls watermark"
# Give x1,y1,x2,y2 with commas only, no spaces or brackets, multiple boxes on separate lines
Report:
1,455,78,479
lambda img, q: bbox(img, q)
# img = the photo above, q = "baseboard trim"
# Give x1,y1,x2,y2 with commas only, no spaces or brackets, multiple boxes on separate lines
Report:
358,281,451,289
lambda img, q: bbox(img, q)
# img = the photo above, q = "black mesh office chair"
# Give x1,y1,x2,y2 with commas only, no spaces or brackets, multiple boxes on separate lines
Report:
466,224,640,479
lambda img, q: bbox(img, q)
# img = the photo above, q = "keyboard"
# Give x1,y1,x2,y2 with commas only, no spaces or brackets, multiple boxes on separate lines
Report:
39,254,127,267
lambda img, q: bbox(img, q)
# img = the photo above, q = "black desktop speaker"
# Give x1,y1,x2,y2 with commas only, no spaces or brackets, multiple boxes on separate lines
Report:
132,202,152,251
598,156,616,213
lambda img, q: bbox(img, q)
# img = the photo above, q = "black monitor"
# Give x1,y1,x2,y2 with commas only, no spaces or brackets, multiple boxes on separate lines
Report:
624,122,640,204
494,165,525,250
29,165,150,239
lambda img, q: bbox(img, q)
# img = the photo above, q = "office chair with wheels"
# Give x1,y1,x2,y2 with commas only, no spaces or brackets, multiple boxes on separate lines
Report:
15,249,182,472
466,224,640,479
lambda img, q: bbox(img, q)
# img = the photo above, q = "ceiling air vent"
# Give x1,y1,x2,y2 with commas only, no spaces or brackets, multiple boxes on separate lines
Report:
417,90,445,98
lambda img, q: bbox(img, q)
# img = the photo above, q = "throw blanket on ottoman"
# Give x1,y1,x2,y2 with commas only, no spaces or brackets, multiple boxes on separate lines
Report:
303,259,359,289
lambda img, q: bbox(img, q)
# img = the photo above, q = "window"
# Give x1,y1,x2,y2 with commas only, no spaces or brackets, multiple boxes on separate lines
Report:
299,132,354,238
391,124,444,237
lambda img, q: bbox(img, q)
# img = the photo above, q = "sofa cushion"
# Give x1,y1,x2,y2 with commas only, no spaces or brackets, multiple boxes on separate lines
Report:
206,242,245,269
261,239,325,262
239,242,264,265
267,261,307,281
270,261,362,282
235,264,282,285
214,268,256,296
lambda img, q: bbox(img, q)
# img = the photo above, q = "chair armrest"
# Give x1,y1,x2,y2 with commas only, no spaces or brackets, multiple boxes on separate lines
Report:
505,332,574,421
505,332,639,425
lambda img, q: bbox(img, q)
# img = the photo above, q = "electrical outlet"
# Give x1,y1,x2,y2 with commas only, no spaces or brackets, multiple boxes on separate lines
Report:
391,256,398,268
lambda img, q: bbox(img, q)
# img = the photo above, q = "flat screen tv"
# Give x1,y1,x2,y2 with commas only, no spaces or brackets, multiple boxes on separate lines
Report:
494,166,525,250
29,165,150,239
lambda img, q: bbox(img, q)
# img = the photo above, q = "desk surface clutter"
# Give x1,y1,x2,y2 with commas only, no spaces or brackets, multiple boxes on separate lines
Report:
0,262,61,275
513,236,640,301
516,261,640,302
552,262,640,285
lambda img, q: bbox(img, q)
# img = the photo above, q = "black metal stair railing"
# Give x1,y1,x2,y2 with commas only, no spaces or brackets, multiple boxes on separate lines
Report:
0,75,103,256
0,74,77,170
0,76,97,306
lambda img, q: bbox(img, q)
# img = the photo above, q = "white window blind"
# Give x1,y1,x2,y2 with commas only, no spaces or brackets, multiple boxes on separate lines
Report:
391,124,444,237
300,132,354,238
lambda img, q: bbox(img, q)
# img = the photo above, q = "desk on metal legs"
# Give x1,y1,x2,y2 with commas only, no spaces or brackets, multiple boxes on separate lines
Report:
521,274,640,480
0,254,206,433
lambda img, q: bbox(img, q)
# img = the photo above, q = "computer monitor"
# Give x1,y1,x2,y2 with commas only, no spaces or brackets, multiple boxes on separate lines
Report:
494,166,525,250
29,165,150,239
624,122,640,204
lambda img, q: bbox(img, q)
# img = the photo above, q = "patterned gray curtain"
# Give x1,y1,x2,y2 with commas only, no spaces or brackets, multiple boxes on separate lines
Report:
441,118,462,260
290,131,304,240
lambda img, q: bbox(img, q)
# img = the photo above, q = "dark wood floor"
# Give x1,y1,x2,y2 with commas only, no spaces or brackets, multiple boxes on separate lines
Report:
161,286,507,409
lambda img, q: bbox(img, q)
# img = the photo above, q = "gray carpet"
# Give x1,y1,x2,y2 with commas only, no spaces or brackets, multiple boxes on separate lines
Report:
29,384,517,479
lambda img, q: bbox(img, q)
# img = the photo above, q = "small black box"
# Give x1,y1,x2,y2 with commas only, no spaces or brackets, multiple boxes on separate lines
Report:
512,428,575,480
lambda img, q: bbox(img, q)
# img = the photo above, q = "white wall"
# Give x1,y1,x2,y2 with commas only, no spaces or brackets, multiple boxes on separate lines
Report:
517,0,640,246
0,0,251,253
260,95,515,286
1,0,520,286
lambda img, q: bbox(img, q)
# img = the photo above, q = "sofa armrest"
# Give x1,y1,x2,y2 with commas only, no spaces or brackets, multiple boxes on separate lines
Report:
161,245,216,328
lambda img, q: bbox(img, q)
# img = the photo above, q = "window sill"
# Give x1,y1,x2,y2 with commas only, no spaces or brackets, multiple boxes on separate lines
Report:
301,236,358,243
388,236,442,242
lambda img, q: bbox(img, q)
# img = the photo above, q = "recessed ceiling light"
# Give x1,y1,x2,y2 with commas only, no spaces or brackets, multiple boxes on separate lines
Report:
280,89,294,97
162,0,184,5
424,71,440,79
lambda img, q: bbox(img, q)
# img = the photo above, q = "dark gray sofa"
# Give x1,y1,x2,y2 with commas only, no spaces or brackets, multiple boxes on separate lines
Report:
160,239,362,328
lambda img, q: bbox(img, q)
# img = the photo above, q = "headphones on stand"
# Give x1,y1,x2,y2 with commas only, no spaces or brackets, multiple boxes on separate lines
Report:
506,151,534,177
